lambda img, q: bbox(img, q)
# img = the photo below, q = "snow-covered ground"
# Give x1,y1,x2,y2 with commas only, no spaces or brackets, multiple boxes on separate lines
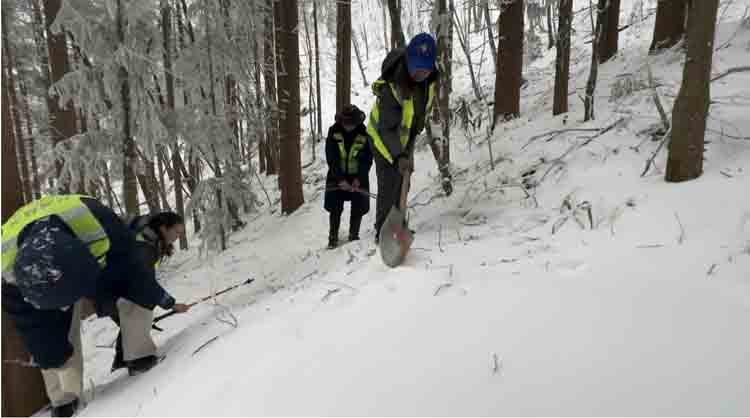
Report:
64,0,750,415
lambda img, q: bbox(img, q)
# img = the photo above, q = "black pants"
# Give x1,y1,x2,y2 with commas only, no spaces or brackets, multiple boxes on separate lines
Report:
373,154,408,239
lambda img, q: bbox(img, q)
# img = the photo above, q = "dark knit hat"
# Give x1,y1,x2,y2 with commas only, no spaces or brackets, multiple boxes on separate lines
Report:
335,104,366,126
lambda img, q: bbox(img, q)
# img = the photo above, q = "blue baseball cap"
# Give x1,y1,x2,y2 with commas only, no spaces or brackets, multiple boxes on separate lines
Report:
406,33,437,75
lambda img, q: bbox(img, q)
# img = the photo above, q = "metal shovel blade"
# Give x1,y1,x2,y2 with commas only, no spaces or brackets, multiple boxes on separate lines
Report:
379,205,414,268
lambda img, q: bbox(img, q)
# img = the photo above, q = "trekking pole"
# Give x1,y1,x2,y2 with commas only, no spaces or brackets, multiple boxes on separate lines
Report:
325,186,378,199
151,278,255,330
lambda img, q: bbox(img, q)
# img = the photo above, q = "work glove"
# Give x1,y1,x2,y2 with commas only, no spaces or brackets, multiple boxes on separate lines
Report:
338,180,352,191
397,155,413,176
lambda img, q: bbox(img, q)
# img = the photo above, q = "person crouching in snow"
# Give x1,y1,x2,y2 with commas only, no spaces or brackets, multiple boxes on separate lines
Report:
1,195,190,417
366,33,438,243
110,211,190,376
324,104,373,249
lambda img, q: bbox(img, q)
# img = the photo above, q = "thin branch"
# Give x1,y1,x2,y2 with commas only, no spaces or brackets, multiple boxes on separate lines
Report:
674,212,685,245
711,66,750,83
641,125,672,177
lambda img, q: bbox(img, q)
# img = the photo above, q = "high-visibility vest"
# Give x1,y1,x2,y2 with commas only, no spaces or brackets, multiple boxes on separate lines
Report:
135,230,161,268
1,195,111,278
333,132,368,175
367,78,436,164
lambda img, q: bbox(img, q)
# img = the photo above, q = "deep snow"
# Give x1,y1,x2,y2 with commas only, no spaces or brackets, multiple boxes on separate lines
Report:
54,0,750,415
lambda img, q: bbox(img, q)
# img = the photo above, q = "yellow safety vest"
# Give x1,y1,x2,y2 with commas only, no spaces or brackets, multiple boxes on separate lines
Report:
1,195,111,277
367,78,436,163
334,132,368,175
135,231,161,268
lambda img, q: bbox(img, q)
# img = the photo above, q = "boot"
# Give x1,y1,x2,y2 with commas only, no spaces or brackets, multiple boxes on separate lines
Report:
127,355,160,376
349,214,362,242
51,399,78,417
328,213,341,249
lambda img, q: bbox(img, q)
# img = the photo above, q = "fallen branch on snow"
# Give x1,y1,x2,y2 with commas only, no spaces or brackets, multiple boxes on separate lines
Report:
192,336,220,356
674,212,685,245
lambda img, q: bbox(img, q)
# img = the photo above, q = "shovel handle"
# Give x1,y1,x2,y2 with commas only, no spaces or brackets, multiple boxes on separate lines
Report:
399,172,411,211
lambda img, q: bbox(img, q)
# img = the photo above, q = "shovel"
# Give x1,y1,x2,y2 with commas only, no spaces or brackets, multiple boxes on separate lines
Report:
379,173,413,267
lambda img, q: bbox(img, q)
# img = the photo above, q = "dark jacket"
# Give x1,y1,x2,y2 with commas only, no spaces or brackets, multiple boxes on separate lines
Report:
324,123,373,215
371,48,439,165
1,198,174,369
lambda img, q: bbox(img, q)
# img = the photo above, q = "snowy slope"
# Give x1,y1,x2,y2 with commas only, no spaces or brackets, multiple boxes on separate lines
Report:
65,0,750,415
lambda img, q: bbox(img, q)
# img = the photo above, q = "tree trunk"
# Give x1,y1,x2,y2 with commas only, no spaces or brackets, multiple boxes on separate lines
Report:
650,0,687,53
546,0,556,49
277,0,305,214
598,0,620,63
453,9,481,101
102,161,117,210
3,37,51,417
44,0,76,193
387,0,406,49
352,32,369,87
313,0,323,140
553,0,572,115
431,0,454,195
665,0,718,182
2,18,32,203
301,2,316,161
117,0,139,215
584,0,604,122
20,78,41,199
493,0,524,124
382,3,390,52
482,0,497,70
206,9,228,252
336,0,352,113
264,0,279,175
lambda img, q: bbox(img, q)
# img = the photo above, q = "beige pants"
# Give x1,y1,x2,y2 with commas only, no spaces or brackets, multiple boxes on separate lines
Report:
41,302,83,407
116,298,157,361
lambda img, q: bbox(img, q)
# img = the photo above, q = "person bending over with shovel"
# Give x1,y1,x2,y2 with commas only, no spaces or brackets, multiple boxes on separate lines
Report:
110,212,191,376
324,104,373,249
367,33,438,262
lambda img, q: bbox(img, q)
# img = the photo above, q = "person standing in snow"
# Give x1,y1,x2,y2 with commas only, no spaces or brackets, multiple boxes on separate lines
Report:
324,104,374,249
366,33,439,243
110,211,188,376
0,195,190,417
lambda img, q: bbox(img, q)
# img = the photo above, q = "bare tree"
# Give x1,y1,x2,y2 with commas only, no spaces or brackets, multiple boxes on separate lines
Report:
430,0,454,195
352,32,369,87
161,0,187,248
598,0,620,62
115,0,139,215
336,0,352,113
584,0,605,122
44,0,76,192
2,11,31,202
277,0,304,213
481,0,497,68
19,78,41,199
546,0,557,49
453,8,481,100
262,0,280,175
2,47,50,417
665,0,718,182
312,0,322,139
301,1,316,160
387,0,406,49
650,0,687,53
493,0,524,124
553,0,572,115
